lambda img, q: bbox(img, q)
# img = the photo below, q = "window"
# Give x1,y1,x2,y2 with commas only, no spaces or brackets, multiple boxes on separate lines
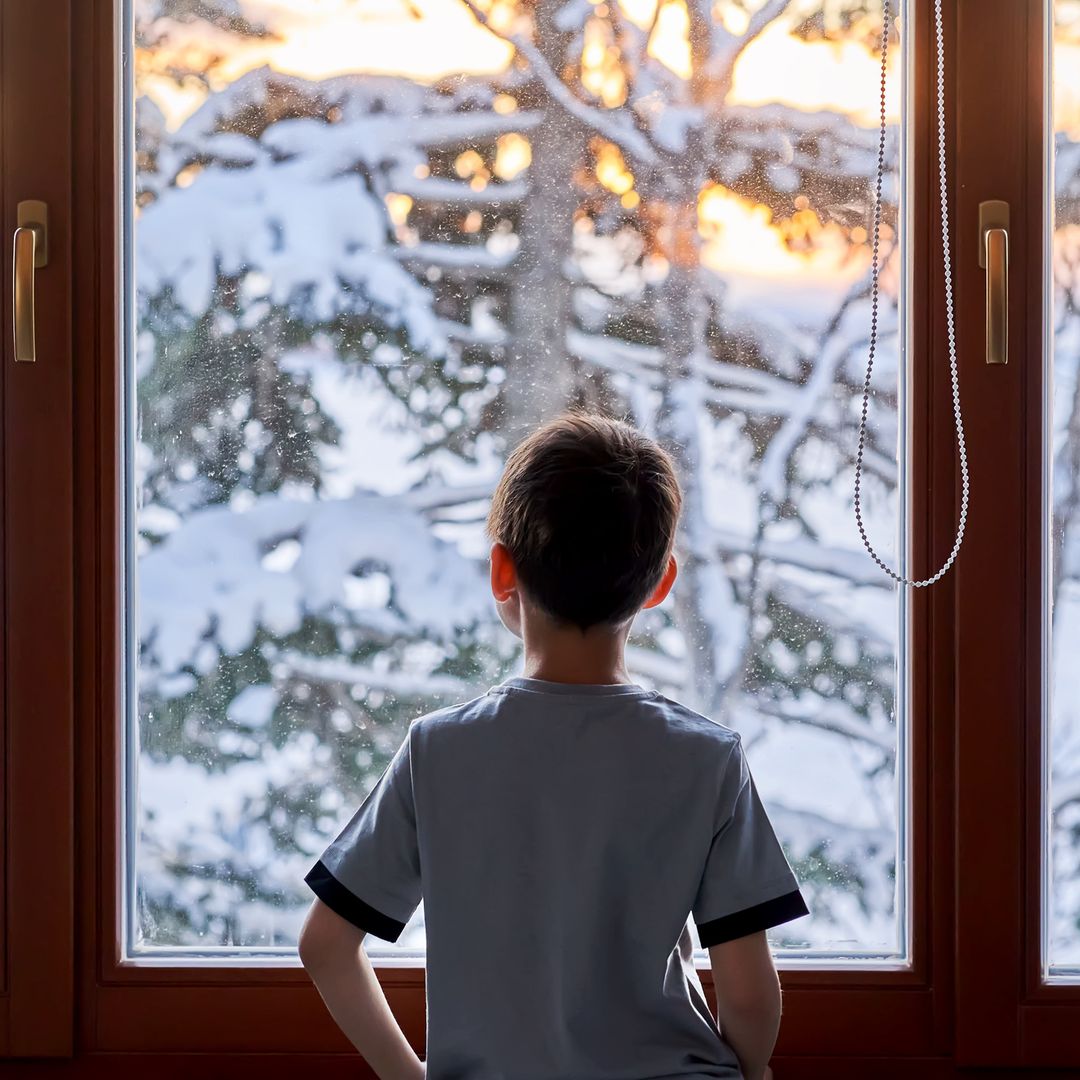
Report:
127,0,909,961
1047,0,1080,981
8,0,1080,1069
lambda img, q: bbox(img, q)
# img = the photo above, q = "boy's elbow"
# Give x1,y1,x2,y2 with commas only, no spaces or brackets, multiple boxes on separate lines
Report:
715,970,781,1018
299,898,365,973
297,920,323,972
708,931,782,1014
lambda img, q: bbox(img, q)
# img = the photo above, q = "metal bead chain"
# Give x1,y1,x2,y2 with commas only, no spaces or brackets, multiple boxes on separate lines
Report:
854,0,970,588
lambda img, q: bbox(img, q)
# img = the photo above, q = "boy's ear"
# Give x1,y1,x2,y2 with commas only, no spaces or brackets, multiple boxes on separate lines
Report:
643,555,677,610
490,542,518,603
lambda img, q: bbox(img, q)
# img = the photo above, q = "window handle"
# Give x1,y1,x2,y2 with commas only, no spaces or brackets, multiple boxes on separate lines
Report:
978,200,1009,366
12,199,48,364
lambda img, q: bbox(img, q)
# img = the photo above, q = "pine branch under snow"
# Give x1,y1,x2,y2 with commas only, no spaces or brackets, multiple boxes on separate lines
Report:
278,652,472,698
139,490,489,674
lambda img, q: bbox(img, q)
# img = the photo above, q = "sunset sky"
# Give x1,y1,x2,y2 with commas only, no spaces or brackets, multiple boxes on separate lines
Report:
138,0,903,128
134,0,1080,287
135,0,914,285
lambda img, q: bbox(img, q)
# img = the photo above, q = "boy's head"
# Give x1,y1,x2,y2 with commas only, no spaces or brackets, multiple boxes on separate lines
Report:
486,413,682,633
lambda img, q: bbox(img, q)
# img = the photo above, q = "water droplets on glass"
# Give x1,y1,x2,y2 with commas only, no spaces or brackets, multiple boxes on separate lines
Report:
127,0,908,960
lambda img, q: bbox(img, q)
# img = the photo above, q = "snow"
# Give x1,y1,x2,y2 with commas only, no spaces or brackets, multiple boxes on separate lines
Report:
1048,118,1080,965
126,3,947,961
137,157,446,353
751,722,886,832
281,347,428,497
227,684,278,728
138,490,489,674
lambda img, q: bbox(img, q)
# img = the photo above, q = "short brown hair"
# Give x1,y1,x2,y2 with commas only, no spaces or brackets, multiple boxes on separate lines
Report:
486,413,682,631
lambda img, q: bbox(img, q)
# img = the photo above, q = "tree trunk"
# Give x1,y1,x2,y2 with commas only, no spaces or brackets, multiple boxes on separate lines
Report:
501,0,584,439
653,194,742,717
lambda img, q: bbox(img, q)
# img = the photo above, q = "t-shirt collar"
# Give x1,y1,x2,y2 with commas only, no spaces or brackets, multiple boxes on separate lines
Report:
494,675,652,698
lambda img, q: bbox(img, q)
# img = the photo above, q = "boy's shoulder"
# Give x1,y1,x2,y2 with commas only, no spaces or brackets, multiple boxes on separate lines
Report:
646,691,743,750
406,691,499,737
412,684,739,738
405,686,742,762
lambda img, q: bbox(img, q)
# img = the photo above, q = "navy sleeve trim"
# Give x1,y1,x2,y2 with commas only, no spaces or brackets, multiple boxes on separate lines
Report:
304,860,407,942
696,889,810,947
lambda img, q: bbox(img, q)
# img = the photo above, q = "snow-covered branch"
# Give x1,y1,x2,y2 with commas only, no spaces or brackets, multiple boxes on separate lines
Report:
713,527,889,589
279,652,471,698
139,491,489,674
455,0,663,166
751,694,895,757
708,0,795,86
387,172,528,204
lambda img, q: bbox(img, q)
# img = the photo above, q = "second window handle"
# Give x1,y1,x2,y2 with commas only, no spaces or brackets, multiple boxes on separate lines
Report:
979,200,1009,366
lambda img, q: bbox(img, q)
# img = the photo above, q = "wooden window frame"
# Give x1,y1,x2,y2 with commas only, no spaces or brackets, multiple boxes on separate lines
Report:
1,0,75,1057
951,0,1080,1066
72,0,950,1061
1,0,1076,1071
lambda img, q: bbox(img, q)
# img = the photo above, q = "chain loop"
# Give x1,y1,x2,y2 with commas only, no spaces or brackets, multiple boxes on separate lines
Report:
854,0,969,587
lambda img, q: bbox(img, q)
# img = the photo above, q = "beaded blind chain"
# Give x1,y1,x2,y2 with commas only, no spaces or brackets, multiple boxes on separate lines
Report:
854,0,970,587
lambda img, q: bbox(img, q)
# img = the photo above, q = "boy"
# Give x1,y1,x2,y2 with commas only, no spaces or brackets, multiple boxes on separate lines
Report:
299,413,809,1080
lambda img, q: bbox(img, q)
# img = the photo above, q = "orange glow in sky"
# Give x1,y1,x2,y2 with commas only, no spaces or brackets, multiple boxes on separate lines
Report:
731,19,900,127
137,0,903,285
698,184,868,282
140,0,900,129
1057,42,1080,139
649,0,693,80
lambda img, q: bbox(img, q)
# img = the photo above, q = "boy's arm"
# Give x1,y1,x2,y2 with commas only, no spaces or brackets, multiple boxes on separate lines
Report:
708,931,782,1080
299,898,425,1080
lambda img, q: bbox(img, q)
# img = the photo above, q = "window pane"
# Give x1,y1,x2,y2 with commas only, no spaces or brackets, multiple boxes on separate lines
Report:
125,0,908,959
1047,0,1080,979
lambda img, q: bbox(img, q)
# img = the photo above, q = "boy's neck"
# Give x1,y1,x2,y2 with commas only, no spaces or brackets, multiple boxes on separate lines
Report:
521,620,634,686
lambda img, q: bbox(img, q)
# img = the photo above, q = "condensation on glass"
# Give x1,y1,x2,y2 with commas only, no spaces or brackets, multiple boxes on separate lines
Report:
1047,0,1080,981
123,0,910,960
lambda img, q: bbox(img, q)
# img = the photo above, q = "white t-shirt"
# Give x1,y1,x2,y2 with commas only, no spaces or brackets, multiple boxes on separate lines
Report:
306,676,808,1080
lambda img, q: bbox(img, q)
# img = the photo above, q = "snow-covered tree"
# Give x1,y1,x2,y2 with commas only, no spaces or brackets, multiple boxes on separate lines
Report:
1049,107,1080,965
132,0,911,953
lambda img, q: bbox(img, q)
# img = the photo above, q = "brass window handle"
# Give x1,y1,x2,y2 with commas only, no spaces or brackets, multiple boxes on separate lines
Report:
12,200,48,364
985,229,1008,366
978,200,1009,366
